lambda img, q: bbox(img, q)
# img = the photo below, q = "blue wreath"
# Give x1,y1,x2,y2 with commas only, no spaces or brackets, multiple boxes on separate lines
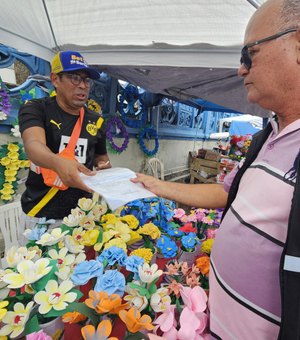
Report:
137,127,159,156
118,85,148,128
106,116,129,153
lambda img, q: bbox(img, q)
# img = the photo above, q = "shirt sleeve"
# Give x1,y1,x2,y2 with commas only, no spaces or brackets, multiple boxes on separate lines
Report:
18,99,45,134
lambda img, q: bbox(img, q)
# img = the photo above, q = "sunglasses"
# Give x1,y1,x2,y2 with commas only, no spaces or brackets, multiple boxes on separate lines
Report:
240,27,297,70
59,72,94,87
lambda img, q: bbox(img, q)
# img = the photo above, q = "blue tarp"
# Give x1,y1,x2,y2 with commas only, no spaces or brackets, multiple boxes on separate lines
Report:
229,121,260,136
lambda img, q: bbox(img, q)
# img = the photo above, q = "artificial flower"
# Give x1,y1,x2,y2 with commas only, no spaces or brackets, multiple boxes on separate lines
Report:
71,260,103,286
34,279,77,314
101,213,118,227
156,235,178,258
150,287,171,313
87,201,108,219
81,319,118,340
64,234,85,254
0,301,9,321
62,311,87,324
124,283,148,311
201,239,214,254
48,247,76,280
120,214,139,230
7,143,19,152
138,263,163,284
178,222,197,233
138,223,161,239
119,307,154,333
71,227,86,243
97,246,127,266
127,230,143,245
103,238,127,251
0,301,34,338
5,246,37,267
77,197,96,211
63,208,85,227
195,255,210,275
36,228,69,246
81,229,100,246
94,269,126,296
2,258,52,288
85,290,129,314
79,216,96,230
124,255,145,280
130,248,153,264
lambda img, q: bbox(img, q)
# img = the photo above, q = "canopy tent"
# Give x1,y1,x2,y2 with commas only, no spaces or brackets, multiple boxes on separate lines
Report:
0,0,269,116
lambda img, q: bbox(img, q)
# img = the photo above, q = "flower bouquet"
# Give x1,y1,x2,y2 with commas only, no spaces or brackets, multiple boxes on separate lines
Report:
0,245,82,339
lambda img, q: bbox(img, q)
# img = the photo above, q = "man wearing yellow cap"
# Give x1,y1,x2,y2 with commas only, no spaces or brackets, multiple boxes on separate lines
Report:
18,50,111,230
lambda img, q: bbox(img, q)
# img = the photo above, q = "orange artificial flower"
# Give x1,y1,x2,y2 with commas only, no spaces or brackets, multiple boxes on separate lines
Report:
81,319,118,340
85,290,129,314
195,254,210,276
119,307,154,333
62,311,87,324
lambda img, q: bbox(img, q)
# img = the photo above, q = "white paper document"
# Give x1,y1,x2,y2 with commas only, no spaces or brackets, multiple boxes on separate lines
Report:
80,167,156,210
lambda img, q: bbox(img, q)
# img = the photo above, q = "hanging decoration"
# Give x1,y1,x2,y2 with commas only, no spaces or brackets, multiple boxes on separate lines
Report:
137,126,159,156
106,116,130,154
0,88,11,120
0,142,30,202
118,84,148,128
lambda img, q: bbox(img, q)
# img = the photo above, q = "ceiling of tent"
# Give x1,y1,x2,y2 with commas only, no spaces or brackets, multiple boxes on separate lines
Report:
0,0,269,116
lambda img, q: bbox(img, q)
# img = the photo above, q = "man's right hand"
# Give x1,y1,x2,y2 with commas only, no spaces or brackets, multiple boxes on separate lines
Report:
52,157,95,193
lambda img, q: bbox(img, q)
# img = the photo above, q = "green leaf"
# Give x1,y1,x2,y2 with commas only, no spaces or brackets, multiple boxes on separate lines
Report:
148,282,157,295
59,224,72,233
176,298,183,314
31,259,58,291
96,227,103,243
65,302,99,326
24,315,40,335
44,308,68,318
128,283,150,299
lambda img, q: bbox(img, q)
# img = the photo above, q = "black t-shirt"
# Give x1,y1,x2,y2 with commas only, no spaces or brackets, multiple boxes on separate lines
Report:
19,96,107,219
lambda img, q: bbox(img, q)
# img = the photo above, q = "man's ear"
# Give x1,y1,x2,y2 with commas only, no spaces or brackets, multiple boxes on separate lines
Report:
50,72,60,87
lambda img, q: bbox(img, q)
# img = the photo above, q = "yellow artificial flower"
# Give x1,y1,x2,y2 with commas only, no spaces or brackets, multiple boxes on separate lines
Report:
48,247,76,278
6,246,37,268
4,169,17,177
120,215,139,230
1,194,12,201
88,201,108,219
0,301,9,321
0,157,11,166
104,238,127,251
1,187,14,195
7,144,20,152
79,216,96,230
130,248,154,264
64,235,85,254
7,151,19,160
71,227,86,243
127,230,143,245
81,229,100,246
63,208,85,227
19,160,30,168
101,213,118,228
0,301,34,338
2,183,13,189
34,280,77,314
138,223,161,240
77,197,95,211
201,239,215,254
36,228,69,246
5,164,19,171
4,176,16,183
2,258,52,289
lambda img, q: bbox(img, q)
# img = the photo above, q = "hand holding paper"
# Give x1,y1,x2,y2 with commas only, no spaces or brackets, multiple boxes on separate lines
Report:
80,167,156,210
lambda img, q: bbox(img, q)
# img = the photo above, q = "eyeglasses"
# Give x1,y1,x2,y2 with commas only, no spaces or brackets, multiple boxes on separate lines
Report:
59,73,94,87
240,27,297,70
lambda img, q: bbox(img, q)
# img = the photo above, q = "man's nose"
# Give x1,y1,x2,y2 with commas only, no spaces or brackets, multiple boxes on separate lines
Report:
238,63,249,77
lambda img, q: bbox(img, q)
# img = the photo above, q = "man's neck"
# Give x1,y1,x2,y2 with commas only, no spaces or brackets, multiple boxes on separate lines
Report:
56,96,81,116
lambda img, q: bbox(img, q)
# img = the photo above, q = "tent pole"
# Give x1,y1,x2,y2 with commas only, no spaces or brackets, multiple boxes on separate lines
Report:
246,0,261,9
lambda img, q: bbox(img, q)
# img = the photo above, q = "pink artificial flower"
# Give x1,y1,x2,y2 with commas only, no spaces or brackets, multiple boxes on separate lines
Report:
181,262,190,276
185,272,200,288
153,304,177,337
180,285,207,313
167,279,182,297
186,213,197,223
206,228,218,239
173,209,186,220
26,330,52,340
177,307,208,339
148,334,167,340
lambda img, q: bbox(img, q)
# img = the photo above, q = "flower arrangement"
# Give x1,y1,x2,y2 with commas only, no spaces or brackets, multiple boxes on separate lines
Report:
0,245,82,338
229,134,252,160
137,126,159,156
0,88,11,120
106,116,130,154
0,142,30,202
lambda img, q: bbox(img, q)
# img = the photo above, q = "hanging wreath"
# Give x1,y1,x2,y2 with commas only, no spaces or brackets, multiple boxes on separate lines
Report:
106,116,129,154
0,88,11,120
137,126,159,156
118,85,148,128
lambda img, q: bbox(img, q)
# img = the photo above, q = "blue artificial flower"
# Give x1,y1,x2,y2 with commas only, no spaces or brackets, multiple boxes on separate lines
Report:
97,246,127,267
156,235,178,258
24,225,47,241
124,255,145,280
181,232,200,251
71,260,103,286
167,226,184,238
94,269,126,296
